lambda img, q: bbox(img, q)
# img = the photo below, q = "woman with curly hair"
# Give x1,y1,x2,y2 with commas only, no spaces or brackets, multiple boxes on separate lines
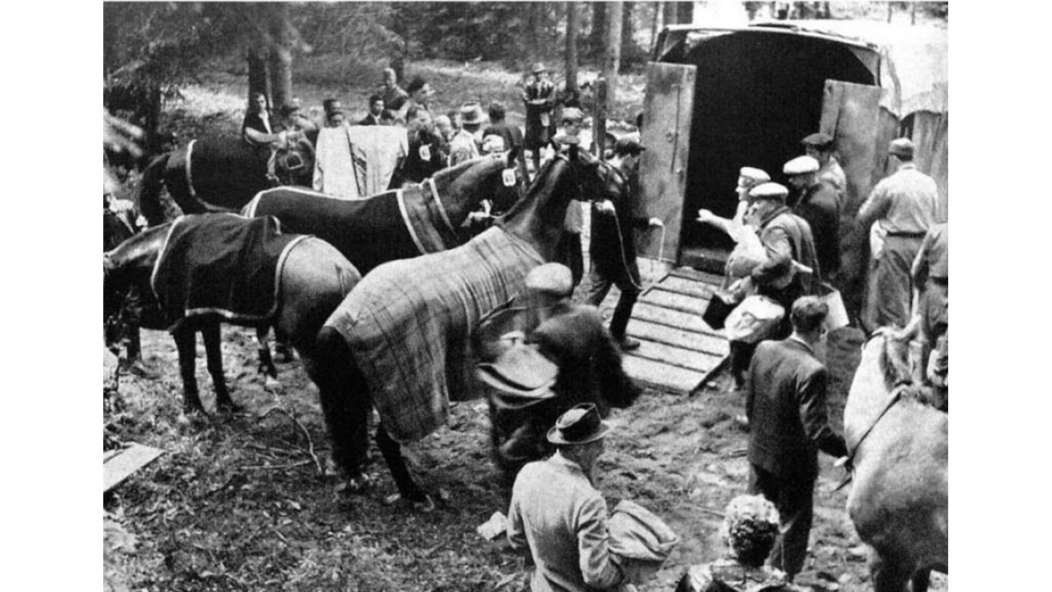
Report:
675,495,805,592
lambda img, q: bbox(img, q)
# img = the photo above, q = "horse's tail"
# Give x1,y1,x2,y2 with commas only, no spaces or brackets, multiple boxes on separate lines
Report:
137,152,170,227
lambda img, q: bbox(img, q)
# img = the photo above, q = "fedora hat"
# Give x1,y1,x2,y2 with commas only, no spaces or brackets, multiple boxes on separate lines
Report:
532,62,547,74
460,102,485,125
547,403,612,446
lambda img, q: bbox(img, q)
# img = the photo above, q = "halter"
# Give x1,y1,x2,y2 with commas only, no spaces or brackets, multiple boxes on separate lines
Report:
833,374,911,492
425,176,455,235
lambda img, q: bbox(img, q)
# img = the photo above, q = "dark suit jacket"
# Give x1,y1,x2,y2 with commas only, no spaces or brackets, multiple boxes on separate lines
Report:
746,338,847,482
358,114,381,126
794,181,841,277
529,304,640,415
752,206,820,295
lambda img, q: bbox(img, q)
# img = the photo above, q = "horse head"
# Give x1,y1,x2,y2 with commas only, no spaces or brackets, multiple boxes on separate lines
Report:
275,134,316,187
497,147,626,260
103,223,169,339
431,150,524,223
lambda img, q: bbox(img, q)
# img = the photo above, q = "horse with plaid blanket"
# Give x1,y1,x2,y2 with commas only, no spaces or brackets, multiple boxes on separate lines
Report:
313,147,628,503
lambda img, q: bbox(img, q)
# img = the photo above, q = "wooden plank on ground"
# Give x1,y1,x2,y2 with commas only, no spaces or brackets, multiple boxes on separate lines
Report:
633,302,724,337
627,319,729,356
645,289,710,314
651,275,717,299
628,339,722,373
104,443,164,492
669,267,725,285
622,356,704,393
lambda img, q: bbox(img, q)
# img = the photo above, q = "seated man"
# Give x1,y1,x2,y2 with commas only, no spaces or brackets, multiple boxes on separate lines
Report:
675,495,804,592
241,91,285,184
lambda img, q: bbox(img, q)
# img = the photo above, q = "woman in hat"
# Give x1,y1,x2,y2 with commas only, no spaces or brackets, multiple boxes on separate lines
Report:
522,62,557,172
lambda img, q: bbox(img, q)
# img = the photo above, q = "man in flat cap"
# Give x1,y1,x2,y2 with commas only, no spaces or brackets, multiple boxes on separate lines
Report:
587,138,664,351
697,166,770,241
784,155,841,280
523,62,558,173
727,182,820,385
801,132,845,200
856,138,938,331
507,403,629,592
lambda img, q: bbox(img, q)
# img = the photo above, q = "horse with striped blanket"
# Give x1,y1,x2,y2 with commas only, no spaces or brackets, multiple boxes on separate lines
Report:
313,148,628,503
242,151,523,274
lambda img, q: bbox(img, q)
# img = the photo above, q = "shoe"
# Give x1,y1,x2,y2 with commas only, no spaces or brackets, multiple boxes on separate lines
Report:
618,337,641,352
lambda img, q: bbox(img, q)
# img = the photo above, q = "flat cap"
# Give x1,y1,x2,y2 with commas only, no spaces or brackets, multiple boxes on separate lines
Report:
783,155,820,176
560,107,585,124
748,182,789,201
525,263,573,297
737,167,770,188
532,62,548,74
801,132,835,148
889,137,914,159
613,137,646,156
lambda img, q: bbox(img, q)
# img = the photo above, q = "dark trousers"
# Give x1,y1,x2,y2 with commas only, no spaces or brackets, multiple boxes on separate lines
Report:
749,463,815,579
555,232,584,288
586,260,641,341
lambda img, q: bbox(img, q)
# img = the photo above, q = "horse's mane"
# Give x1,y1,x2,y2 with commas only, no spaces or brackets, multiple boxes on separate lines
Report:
497,156,572,223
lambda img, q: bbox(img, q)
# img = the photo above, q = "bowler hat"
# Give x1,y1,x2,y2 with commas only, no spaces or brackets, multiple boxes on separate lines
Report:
889,137,914,159
749,182,789,201
801,132,834,149
525,263,573,297
613,137,646,157
460,102,485,125
547,403,612,445
783,155,820,176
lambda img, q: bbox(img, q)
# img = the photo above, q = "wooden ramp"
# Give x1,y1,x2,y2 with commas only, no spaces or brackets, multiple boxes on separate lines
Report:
597,266,728,393
104,443,164,492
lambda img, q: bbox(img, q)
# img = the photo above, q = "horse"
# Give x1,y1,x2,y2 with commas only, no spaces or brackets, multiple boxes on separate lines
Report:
311,147,629,504
137,133,316,226
103,214,360,414
242,151,524,274
843,331,948,591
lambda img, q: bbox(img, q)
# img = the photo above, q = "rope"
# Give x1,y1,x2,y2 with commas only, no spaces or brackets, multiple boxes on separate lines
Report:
608,206,666,293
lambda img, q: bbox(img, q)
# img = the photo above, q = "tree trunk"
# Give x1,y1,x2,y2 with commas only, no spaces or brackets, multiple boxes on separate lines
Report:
590,2,606,60
267,2,293,110
676,0,693,25
621,1,635,71
247,48,270,106
598,1,623,155
565,2,579,93
650,2,661,48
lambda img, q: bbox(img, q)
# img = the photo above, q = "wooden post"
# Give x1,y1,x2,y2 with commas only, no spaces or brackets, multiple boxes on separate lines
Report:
596,77,608,156
599,1,623,156
565,2,579,93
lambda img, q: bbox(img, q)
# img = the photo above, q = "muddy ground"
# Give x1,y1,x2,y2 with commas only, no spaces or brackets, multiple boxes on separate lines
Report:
103,314,945,592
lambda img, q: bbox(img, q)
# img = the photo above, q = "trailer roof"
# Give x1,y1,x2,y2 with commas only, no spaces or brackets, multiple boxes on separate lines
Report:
661,22,881,52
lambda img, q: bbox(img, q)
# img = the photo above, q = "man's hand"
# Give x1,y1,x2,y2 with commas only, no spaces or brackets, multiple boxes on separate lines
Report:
648,217,664,228
696,208,715,223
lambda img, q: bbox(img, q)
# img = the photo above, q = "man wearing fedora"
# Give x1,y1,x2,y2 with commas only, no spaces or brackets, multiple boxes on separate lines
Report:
449,102,485,166
855,138,938,331
507,403,628,592
523,62,558,173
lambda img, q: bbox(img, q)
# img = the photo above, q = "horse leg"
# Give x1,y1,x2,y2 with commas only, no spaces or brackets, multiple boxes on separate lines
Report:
315,327,373,490
870,549,913,592
255,327,279,379
910,567,932,592
202,322,239,413
173,325,205,414
376,423,429,503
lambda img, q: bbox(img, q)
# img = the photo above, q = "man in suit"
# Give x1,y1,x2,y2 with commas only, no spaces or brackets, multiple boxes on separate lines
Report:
784,155,841,281
358,94,385,126
507,403,628,592
745,296,847,581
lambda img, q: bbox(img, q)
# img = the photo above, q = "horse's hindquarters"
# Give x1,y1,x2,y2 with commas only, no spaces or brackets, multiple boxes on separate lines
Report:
276,237,361,358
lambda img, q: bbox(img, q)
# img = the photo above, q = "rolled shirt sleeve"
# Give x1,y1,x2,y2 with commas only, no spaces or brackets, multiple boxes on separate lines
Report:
856,182,890,231
574,494,625,589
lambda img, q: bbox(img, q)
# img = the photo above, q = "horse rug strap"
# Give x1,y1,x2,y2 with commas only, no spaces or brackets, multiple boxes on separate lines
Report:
325,226,543,443
150,213,306,331
835,383,909,491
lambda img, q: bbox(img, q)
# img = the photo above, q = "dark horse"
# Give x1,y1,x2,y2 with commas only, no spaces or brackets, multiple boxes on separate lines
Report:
312,148,629,503
138,134,316,226
103,215,360,414
242,151,523,274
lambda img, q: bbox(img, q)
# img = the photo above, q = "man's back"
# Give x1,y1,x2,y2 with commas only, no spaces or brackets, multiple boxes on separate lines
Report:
508,454,622,592
794,181,840,277
746,338,833,482
861,164,938,234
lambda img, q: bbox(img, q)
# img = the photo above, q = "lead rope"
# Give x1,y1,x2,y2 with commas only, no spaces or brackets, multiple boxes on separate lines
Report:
609,207,665,292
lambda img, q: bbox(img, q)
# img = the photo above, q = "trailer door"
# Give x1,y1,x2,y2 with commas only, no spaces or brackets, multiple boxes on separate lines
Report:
819,79,885,218
637,62,696,264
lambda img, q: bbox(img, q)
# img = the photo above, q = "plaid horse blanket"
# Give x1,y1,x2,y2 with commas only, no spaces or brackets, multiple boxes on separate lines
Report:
243,183,459,274
325,226,544,443
150,213,306,331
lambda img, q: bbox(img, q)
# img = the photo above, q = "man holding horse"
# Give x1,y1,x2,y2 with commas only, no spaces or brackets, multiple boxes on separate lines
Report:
745,296,847,581
507,403,628,592
242,92,304,185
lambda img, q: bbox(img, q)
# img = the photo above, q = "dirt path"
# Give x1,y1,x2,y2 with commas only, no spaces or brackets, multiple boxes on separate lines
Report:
104,324,945,591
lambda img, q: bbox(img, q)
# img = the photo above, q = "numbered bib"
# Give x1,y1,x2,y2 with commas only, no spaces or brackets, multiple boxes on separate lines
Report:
502,168,517,187
418,144,432,161
539,113,550,127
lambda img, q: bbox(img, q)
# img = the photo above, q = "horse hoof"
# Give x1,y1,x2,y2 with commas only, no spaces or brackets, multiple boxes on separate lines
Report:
336,473,374,495
383,492,435,512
